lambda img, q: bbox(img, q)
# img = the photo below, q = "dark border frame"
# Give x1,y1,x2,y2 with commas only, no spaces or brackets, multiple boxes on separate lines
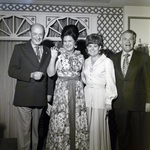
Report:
128,16,150,29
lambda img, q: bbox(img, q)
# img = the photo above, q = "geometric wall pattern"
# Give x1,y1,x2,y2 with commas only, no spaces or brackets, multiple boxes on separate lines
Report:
0,14,90,41
98,14,123,52
0,3,123,53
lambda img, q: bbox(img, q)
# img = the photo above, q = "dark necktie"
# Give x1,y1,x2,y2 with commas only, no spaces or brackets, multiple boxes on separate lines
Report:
122,53,130,77
35,46,41,62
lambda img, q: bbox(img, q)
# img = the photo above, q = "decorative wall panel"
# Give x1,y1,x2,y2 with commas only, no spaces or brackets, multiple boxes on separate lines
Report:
0,3,123,52
98,14,123,52
0,15,35,40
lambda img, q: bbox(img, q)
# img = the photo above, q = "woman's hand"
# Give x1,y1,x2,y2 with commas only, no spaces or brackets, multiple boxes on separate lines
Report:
59,47,66,54
105,104,112,111
51,46,58,58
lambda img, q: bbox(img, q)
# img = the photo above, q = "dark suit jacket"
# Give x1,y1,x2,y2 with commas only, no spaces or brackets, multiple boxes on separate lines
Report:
111,50,150,111
8,40,53,107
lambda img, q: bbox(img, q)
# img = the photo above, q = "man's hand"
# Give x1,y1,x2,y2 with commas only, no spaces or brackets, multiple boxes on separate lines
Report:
47,95,52,103
46,95,52,116
145,103,150,112
46,103,52,116
30,71,43,80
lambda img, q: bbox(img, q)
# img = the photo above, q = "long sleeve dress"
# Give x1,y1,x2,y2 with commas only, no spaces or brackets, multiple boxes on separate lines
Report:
82,54,117,150
46,50,89,150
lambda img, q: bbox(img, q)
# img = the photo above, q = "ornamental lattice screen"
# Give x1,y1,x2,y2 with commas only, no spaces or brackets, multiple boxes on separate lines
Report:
98,13,123,53
0,3,123,52
0,12,97,43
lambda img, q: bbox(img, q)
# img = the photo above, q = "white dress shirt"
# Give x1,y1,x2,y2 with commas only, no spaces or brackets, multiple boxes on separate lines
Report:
31,43,43,61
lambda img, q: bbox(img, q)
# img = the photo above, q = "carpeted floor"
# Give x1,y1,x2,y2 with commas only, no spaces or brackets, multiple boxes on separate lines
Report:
0,138,17,150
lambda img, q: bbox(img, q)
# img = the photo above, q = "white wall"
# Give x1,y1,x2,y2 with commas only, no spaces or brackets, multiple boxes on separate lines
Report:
123,6,150,47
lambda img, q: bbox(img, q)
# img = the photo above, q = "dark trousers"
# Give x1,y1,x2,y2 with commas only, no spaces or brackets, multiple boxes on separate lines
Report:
37,107,50,150
115,109,149,150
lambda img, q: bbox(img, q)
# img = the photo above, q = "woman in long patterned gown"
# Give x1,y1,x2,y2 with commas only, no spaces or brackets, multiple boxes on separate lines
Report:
82,33,117,150
46,25,89,150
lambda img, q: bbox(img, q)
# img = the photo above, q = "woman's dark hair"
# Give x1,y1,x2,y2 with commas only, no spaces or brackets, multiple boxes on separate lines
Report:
61,25,79,42
86,33,103,48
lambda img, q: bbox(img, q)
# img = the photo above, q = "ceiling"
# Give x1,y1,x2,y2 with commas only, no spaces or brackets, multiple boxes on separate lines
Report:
0,0,150,7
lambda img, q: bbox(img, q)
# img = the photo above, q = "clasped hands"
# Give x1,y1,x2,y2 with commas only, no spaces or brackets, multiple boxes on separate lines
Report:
30,71,43,80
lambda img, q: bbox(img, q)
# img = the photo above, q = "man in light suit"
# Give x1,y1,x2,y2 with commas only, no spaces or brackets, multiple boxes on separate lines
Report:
111,30,150,150
8,23,53,150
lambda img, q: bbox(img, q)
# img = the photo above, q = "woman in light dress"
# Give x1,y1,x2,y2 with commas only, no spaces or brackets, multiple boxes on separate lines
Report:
82,33,117,150
46,25,89,150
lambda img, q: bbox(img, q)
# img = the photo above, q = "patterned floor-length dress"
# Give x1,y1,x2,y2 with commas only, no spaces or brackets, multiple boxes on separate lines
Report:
46,50,89,150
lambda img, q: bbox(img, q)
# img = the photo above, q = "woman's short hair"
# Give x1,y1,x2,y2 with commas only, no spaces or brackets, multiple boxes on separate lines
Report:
61,25,79,42
86,33,103,48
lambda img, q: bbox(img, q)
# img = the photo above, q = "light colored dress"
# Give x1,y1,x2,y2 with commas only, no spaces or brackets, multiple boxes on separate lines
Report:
82,54,117,150
46,50,89,150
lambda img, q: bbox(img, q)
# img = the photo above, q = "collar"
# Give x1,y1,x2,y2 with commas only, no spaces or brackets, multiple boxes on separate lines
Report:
122,50,133,57
30,41,42,50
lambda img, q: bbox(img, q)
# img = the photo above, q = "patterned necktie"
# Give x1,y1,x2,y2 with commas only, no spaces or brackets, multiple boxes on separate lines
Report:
122,53,130,77
35,46,41,62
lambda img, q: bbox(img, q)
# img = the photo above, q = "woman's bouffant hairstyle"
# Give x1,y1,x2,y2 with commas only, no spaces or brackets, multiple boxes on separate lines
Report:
86,33,103,48
61,25,79,42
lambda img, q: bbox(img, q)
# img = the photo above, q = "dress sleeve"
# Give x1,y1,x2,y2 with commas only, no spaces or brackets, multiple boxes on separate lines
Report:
105,58,117,105
47,76,54,96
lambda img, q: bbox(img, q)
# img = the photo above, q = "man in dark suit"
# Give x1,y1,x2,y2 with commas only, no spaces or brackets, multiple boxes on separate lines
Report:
8,23,53,150
111,30,150,150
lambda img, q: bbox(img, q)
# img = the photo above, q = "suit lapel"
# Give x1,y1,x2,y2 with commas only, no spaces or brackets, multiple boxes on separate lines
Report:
125,50,139,78
24,41,50,69
115,52,124,79
40,45,50,67
24,41,40,67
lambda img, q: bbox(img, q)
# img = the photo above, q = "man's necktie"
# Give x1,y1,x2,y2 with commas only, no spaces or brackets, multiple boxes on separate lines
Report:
122,53,130,78
35,46,41,62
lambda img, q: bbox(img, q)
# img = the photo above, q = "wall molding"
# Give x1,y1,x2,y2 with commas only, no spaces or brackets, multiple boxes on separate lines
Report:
0,3,123,52
0,3,123,15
